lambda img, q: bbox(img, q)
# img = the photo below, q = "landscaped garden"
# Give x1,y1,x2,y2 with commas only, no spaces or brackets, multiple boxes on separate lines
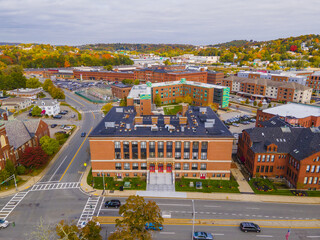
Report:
163,105,182,115
87,169,146,190
175,176,240,193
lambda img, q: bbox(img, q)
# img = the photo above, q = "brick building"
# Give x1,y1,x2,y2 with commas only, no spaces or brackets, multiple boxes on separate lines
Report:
222,76,312,103
0,120,50,170
111,83,133,99
307,72,320,93
256,103,320,128
134,68,207,83
207,71,224,85
89,106,233,180
237,125,320,189
73,70,134,81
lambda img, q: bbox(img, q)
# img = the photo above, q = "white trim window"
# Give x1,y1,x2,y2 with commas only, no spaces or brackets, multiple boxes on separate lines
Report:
304,177,308,184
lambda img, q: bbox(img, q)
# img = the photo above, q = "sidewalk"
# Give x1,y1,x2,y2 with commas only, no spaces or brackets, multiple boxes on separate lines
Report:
80,165,320,204
0,126,80,199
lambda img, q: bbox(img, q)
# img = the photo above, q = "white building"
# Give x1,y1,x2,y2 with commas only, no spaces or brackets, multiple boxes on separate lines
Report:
35,99,60,116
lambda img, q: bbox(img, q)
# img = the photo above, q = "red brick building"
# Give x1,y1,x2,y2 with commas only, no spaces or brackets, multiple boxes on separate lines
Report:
207,71,224,85
307,72,320,93
89,106,233,180
73,70,134,82
0,120,50,170
237,125,320,190
111,84,132,99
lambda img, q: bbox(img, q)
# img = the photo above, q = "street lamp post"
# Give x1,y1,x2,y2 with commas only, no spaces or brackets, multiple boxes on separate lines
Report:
191,199,195,240
102,172,105,195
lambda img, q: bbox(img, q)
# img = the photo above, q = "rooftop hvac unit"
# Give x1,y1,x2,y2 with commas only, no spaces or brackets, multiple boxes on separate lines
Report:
151,125,159,131
116,108,123,113
105,122,115,128
126,123,131,129
199,107,207,113
204,122,214,128
207,119,215,124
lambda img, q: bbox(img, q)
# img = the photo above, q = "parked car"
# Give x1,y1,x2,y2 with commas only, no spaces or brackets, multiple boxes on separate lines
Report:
105,199,121,208
81,132,86,137
56,131,67,134
250,119,256,122
193,231,213,240
0,219,9,228
64,126,73,130
71,114,76,118
232,123,239,127
60,125,65,129
51,124,58,128
242,121,250,125
145,223,163,231
240,222,261,232
53,115,62,119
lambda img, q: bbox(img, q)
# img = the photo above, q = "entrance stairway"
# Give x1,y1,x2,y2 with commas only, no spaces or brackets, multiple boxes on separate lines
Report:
147,172,174,192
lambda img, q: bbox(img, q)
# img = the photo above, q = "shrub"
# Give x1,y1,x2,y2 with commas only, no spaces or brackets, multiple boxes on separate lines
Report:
17,165,26,175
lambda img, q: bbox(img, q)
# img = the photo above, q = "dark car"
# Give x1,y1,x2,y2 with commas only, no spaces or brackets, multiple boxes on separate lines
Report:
193,231,213,240
240,222,261,232
56,131,67,134
145,223,163,231
53,115,62,119
59,111,68,115
81,132,86,137
105,199,121,208
51,124,58,128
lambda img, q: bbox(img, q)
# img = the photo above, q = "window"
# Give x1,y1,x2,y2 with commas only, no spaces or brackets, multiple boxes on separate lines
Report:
193,173,197,177
184,152,190,159
184,141,190,150
306,165,310,172
265,166,269,173
200,163,207,170
270,166,273,172
262,155,265,162
309,177,313,184
316,166,320,173
115,152,121,159
175,141,181,150
124,163,130,170
183,163,189,170
166,152,172,158
175,152,181,159
192,163,198,170
134,173,137,177
311,165,315,173
184,173,188,177
141,163,147,170
256,166,260,172
123,141,130,159
314,177,318,184
132,141,138,159
158,141,164,158
304,177,308,184
257,155,261,162
175,163,181,170
222,174,225,177
201,142,208,152
115,141,121,149
141,141,147,159
125,173,129,177
176,173,180,177
115,163,121,170
107,173,110,177
212,174,215,177
201,152,207,160
217,174,221,177
267,155,270,162
271,155,274,162
132,163,139,170
261,166,265,172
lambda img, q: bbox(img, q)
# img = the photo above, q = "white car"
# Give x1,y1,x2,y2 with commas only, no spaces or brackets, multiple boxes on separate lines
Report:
64,126,73,130
0,219,9,228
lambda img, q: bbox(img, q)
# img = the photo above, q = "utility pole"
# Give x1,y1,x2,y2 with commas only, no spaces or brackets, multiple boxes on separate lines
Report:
191,199,195,240
102,172,105,195
0,174,18,191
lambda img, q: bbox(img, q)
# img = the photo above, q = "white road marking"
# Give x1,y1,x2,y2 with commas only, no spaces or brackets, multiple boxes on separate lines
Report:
212,233,225,236
157,204,191,206
256,235,273,238
49,156,68,182
307,237,320,238
204,205,221,208
160,232,175,235
246,207,260,210
97,197,105,217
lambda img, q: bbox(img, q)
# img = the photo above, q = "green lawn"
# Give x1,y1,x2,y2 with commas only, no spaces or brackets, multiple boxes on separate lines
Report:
248,178,294,196
87,169,146,190
163,105,182,115
175,177,240,193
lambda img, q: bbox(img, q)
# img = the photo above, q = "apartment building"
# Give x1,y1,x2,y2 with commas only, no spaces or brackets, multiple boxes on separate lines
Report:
7,88,42,99
237,124,320,189
307,72,320,93
73,70,134,81
207,71,224,85
0,98,32,112
35,99,60,116
89,106,234,179
256,103,320,128
111,83,133,99
222,76,312,103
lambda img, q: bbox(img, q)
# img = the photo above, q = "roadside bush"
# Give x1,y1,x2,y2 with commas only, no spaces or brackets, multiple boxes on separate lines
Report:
55,132,69,145
17,165,26,175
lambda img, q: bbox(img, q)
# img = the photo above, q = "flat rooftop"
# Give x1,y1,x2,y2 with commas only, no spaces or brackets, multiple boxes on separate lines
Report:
151,80,228,89
127,85,151,99
90,106,233,138
262,103,320,118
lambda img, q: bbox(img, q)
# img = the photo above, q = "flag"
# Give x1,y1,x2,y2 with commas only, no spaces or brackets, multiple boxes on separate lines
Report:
285,229,291,240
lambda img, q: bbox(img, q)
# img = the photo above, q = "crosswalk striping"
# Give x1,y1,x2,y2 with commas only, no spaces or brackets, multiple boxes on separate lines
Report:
30,182,80,191
77,196,101,227
0,191,29,220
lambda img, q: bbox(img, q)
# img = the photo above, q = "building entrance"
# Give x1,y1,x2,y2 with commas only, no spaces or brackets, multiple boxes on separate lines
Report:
166,164,172,172
158,164,164,173
150,164,155,172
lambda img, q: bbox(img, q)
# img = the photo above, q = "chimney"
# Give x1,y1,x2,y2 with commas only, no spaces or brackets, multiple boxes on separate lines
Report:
134,116,143,124
179,116,187,125
152,116,158,124
135,105,141,116
182,103,188,116
164,116,170,124
3,112,8,121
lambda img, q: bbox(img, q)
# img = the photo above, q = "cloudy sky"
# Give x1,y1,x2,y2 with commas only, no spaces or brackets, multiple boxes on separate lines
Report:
0,0,319,45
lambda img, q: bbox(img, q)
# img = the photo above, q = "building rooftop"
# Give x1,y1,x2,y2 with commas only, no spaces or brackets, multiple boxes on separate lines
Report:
127,85,151,99
90,106,233,138
35,99,59,107
151,80,228,89
112,83,132,88
260,116,292,128
262,103,320,119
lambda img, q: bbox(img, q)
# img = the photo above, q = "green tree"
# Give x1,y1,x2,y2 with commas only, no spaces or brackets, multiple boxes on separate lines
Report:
32,106,43,116
154,94,161,107
134,79,140,85
183,95,192,104
101,103,113,114
258,102,263,107
5,159,16,176
253,100,257,106
40,136,60,156
43,79,53,92
164,59,171,65
80,220,102,240
267,103,272,108
105,65,113,71
0,169,10,183
120,97,127,107
26,77,42,88
122,79,134,85
245,98,249,104
109,195,163,240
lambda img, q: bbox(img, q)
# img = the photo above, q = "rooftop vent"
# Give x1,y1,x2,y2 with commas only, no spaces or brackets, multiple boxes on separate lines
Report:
310,127,320,133
151,125,159,131
105,122,115,129
281,127,291,133
116,108,123,113
126,123,131,129
199,107,207,114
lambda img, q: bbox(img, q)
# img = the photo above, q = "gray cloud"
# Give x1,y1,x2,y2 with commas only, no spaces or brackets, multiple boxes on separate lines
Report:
0,0,319,45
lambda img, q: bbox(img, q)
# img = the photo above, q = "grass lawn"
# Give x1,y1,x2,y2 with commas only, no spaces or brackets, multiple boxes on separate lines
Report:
249,178,294,196
175,176,240,193
163,105,182,115
87,169,146,190
0,178,26,192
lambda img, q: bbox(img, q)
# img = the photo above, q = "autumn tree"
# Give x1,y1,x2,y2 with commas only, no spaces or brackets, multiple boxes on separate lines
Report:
32,106,43,116
258,102,263,107
19,147,49,169
109,195,163,240
26,77,42,88
154,94,161,107
101,103,113,114
134,79,140,85
40,136,60,156
105,65,113,71
253,100,257,106
43,79,54,92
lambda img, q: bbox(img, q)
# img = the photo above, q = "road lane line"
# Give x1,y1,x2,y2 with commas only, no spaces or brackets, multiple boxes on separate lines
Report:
157,204,191,206
307,237,320,238
212,233,224,236
159,232,175,235
204,205,221,208
97,197,105,217
92,112,95,119
246,207,260,210
59,127,93,181
66,94,85,107
256,235,273,238
49,156,68,182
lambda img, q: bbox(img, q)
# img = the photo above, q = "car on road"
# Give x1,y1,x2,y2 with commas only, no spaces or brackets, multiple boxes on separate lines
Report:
0,219,9,228
71,114,76,118
59,111,68,115
53,115,62,119
51,124,58,128
193,231,213,240
240,222,261,232
145,223,163,231
81,132,86,137
105,199,121,208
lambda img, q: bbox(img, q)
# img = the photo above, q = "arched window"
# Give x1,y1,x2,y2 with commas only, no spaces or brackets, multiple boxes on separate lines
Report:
0,135,7,147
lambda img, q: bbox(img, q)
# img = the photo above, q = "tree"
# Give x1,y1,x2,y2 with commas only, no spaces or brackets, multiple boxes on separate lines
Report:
0,169,10,183
5,159,16,176
253,100,257,106
183,95,192,104
27,217,55,240
105,65,113,71
19,147,49,169
32,106,43,116
267,103,272,108
164,59,171,65
101,103,113,114
120,97,127,107
55,220,80,240
109,195,163,240
154,94,161,107
245,98,249,104
43,79,53,92
122,79,134,85
134,79,140,85
40,136,60,156
258,102,263,107
80,220,102,240
26,77,42,88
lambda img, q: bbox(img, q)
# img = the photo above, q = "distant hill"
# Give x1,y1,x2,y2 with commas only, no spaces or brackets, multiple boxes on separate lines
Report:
210,40,255,48
0,42,20,46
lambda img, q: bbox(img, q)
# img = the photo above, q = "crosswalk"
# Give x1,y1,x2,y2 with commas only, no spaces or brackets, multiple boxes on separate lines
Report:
0,191,29,220
30,182,80,191
77,196,101,227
